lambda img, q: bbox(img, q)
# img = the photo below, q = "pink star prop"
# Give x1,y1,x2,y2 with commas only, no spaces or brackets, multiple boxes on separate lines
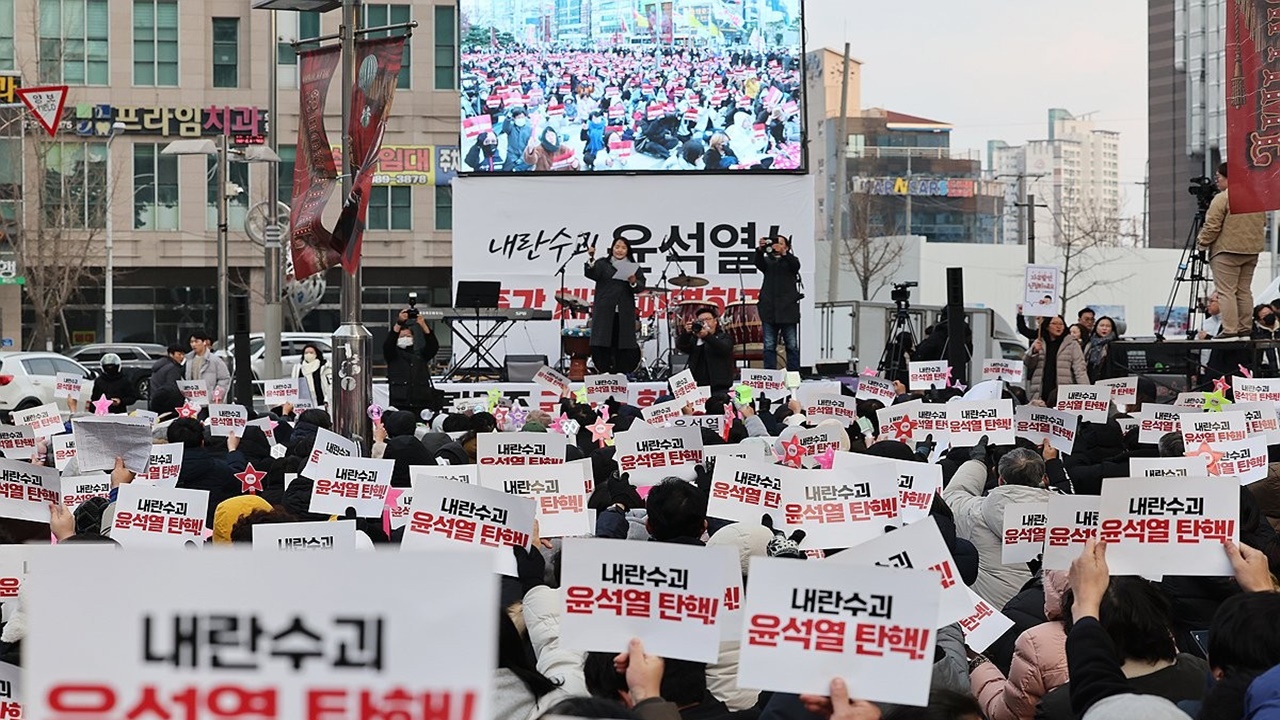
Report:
588,417,614,447
235,463,267,494
890,415,918,441
942,366,953,381
178,402,201,419
492,406,510,429
549,413,568,434
952,381,967,392
780,435,808,468
1238,365,1255,379
815,447,836,469
1187,442,1225,475
860,367,880,377
1213,376,1231,395
91,396,113,415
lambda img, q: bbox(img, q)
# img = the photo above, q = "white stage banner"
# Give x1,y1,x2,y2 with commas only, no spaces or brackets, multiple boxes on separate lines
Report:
453,175,817,367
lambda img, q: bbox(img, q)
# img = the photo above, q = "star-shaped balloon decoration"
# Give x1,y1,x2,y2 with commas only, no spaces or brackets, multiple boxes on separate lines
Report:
235,463,267,494
177,402,201,419
486,388,503,412
1203,388,1232,413
780,434,808,468
91,396,113,415
508,403,529,431
549,413,568,434
1187,441,1225,475
212,386,225,403
815,446,836,470
588,416,614,447
574,386,590,405
860,367,880,378
492,405,511,429
889,414,918,442
1212,376,1231,396
1238,365,1255,379
952,381,968,392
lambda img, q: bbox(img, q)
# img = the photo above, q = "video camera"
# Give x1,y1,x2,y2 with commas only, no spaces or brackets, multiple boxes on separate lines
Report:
405,291,419,320
1189,176,1219,212
890,281,918,306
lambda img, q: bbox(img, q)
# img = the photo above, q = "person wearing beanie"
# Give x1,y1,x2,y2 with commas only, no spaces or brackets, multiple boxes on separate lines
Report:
72,496,112,537
380,410,417,438
383,435,434,488
522,421,547,433
212,495,272,544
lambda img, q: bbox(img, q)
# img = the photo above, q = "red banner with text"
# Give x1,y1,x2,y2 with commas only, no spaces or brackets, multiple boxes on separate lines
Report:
1225,0,1280,212
289,46,342,281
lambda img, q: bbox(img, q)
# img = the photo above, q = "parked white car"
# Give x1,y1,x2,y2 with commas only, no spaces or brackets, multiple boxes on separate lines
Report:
0,352,95,421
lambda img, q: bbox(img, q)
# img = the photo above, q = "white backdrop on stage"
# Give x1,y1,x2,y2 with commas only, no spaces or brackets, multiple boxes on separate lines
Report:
451,174,818,369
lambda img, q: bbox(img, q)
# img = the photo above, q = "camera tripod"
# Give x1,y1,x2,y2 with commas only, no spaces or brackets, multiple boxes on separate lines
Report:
878,300,918,383
1155,207,1209,341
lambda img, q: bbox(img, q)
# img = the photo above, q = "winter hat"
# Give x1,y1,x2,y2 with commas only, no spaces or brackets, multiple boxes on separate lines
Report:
213,495,272,544
816,418,852,451
434,441,470,466
381,410,417,438
762,513,807,559
707,523,773,577
419,432,453,458
865,440,917,462
384,435,434,487
74,496,112,536
523,421,547,433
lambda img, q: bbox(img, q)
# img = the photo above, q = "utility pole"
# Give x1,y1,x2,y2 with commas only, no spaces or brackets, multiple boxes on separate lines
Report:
827,43,850,303
1015,193,1050,264
216,132,230,350
262,8,283,382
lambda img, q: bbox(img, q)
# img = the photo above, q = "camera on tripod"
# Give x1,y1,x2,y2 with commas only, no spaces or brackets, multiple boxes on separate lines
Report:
891,281,918,306
1188,176,1219,211
405,291,420,320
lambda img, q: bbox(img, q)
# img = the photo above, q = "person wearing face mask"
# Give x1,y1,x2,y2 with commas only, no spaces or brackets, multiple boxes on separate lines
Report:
291,343,333,408
580,110,607,170
463,131,503,173
500,108,533,172
523,127,580,172
1251,303,1280,371
90,353,139,413
724,108,768,167
383,309,441,420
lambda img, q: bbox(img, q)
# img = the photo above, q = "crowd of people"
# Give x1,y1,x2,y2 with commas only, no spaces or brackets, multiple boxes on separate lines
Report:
460,45,804,173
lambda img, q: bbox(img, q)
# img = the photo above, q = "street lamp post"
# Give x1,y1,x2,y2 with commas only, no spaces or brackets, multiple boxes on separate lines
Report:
103,120,127,343
261,7,284,383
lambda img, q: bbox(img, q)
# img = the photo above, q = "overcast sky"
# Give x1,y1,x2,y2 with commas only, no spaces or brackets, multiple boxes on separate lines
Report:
803,0,1149,217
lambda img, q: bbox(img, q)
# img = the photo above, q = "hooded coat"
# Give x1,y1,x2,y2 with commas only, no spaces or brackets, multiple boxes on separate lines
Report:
972,571,1071,720
942,459,1055,608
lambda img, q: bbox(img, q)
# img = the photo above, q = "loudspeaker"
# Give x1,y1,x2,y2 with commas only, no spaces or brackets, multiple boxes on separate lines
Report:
944,268,968,382
504,354,548,383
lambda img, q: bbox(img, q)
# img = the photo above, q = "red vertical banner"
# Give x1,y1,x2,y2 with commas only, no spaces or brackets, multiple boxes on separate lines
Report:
289,46,342,281
1225,0,1280,213
332,36,406,275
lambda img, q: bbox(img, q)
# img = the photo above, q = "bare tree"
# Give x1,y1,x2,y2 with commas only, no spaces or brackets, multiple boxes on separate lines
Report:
1051,196,1134,313
841,189,908,301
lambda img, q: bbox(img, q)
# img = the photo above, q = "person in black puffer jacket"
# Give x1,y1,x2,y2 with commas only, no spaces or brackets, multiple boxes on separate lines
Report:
1059,419,1131,495
166,418,240,526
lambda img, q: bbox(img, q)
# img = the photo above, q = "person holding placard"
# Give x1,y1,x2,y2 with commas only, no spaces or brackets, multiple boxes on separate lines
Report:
585,237,646,375
167,417,240,525
1024,316,1088,403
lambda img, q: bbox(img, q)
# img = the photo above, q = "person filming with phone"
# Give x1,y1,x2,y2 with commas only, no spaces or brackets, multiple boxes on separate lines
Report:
754,233,802,371
676,306,735,395
384,293,441,419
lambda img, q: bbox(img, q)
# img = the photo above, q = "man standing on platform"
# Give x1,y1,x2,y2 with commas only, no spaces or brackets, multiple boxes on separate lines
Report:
754,234,802,371
1198,162,1266,337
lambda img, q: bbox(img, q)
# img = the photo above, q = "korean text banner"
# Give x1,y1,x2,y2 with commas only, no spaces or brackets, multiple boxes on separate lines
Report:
457,0,804,175
453,174,816,365
1225,0,1280,213
25,548,497,720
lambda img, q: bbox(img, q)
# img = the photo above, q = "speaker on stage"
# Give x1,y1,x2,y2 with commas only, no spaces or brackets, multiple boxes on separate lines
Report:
504,355,548,383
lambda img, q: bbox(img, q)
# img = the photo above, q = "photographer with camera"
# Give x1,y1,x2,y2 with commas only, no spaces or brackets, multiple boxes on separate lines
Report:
1197,162,1266,338
676,306,735,395
383,293,441,420
754,234,802,371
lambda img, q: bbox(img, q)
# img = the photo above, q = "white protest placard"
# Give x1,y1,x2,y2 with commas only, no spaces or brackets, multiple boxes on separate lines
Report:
1138,407,1186,444
1023,264,1062,317
11,402,64,439
0,425,35,457
908,361,950,391
982,359,1024,385
1056,385,1112,424
387,488,413,530
54,372,87,399
1234,401,1280,444
131,409,158,426
401,476,535,576
1001,502,1048,564
1198,435,1269,485
206,404,248,437
252,519,358,550
71,415,153,473
110,484,209,546
0,661,18,718
1014,405,1079,454
773,425,844,468
1181,411,1249,447
855,375,898,404
136,443,185,487
741,368,789,401
782,467,899,548
1130,455,1210,478
585,374,628,404
176,379,209,406
1099,476,1239,576
962,379,1005,402
958,587,1016,652
1116,416,1138,435
262,378,301,405
916,403,951,440
945,400,1015,446
301,427,359,477
307,455,394,517
411,464,478,486
802,393,859,425
0,459,60,522
1174,392,1208,410
560,537,735,663
613,425,703,486
738,557,939,705
480,459,590,538
477,431,565,466
671,413,724,438
533,365,571,397
245,416,276,441
721,573,745,642
26,548,498,720
1043,494,1101,570
876,400,922,442
1097,377,1139,407
829,517,971,626
669,368,701,402
642,398,685,426
706,456,785,525
50,433,76,471
61,474,112,510
1233,376,1280,404
830,451,941,526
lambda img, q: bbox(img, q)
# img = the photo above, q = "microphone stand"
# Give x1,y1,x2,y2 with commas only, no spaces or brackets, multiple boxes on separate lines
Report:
554,249,582,373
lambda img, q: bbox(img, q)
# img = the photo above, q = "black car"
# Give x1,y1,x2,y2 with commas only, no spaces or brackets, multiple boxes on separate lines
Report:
66,343,168,400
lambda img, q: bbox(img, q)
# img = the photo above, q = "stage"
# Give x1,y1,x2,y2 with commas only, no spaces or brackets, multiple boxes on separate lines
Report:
1107,337,1280,397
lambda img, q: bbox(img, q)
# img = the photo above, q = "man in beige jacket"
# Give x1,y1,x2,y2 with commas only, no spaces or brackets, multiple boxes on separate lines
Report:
1197,162,1266,337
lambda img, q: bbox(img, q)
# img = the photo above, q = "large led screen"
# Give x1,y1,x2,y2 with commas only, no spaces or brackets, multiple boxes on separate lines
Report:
458,0,806,175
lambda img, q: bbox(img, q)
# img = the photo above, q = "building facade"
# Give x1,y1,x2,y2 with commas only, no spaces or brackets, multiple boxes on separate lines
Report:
0,0,460,350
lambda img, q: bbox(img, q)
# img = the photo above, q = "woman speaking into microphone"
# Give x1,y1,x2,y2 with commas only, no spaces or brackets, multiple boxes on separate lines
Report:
585,237,646,374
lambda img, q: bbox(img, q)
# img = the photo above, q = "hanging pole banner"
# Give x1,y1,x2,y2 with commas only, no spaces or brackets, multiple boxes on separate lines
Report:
289,46,343,281
1225,0,1280,212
